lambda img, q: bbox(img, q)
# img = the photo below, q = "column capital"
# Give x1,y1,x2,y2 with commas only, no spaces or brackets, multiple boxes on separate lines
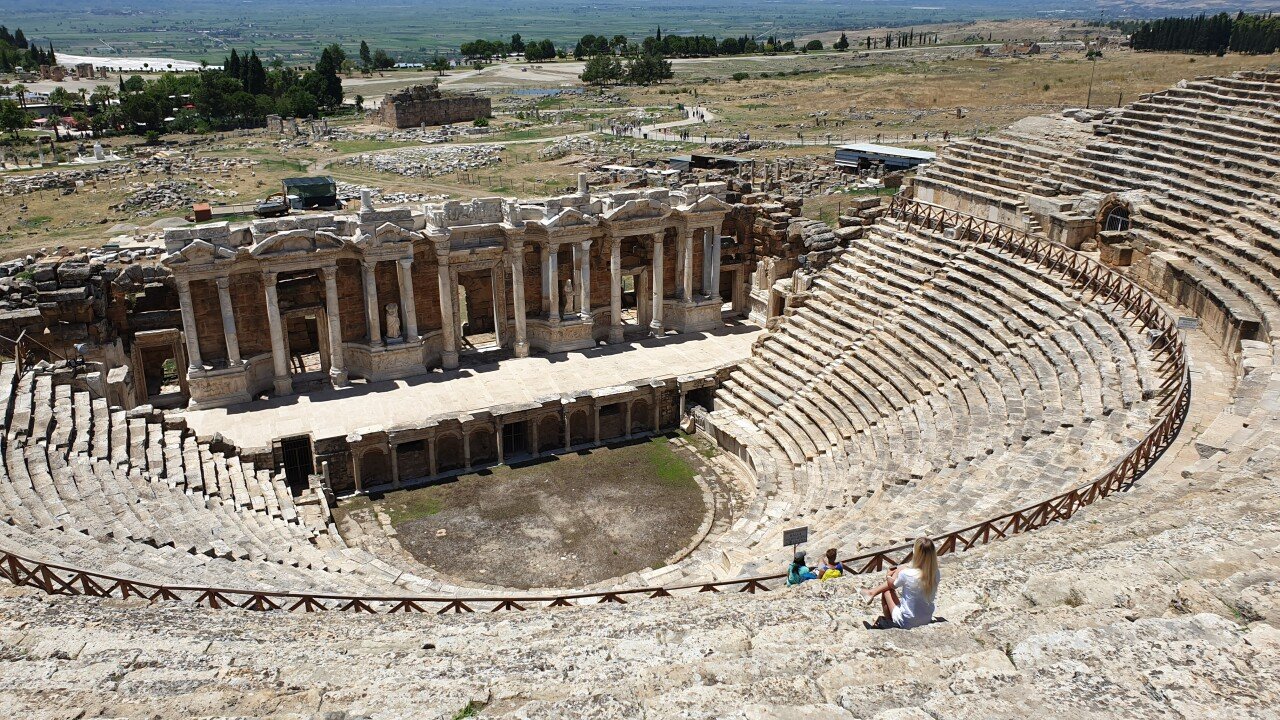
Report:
433,240,451,259
361,258,378,272
319,263,338,281
175,275,192,292
262,270,279,286
397,256,414,270
214,276,230,291
579,238,593,250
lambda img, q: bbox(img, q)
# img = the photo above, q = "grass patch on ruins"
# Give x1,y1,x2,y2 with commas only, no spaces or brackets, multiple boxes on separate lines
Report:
648,436,698,489
15,216,53,229
338,435,711,588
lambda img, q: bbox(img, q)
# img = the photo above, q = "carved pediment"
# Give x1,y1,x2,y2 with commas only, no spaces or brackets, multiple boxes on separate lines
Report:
541,207,600,231
161,239,238,268
678,193,733,215
250,229,347,258
602,197,672,224
354,222,421,249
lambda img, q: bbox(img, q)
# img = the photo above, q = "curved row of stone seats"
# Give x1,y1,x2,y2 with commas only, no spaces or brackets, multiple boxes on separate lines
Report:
702,216,1161,579
0,361,441,596
1042,72,1280,362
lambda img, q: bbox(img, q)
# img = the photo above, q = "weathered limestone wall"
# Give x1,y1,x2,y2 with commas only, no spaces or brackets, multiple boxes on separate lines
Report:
410,253,442,335
190,278,227,365
337,261,366,344
229,274,269,358
372,85,492,129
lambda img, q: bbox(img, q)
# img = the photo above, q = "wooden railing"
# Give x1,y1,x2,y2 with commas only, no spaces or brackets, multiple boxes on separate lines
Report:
0,199,1191,614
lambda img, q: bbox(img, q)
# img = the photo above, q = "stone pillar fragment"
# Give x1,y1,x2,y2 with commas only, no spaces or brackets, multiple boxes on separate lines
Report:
578,240,592,318
262,271,293,396
650,233,664,337
436,248,458,369
681,230,694,301
214,277,241,366
176,278,204,372
510,247,529,358
396,257,419,340
361,260,382,346
320,264,347,387
609,239,623,344
710,224,723,302
545,245,560,322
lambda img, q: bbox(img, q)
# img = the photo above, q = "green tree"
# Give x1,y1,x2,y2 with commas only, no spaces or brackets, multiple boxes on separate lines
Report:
431,54,451,75
0,99,29,137
805,39,823,51
580,55,623,85
359,40,372,72
834,33,849,50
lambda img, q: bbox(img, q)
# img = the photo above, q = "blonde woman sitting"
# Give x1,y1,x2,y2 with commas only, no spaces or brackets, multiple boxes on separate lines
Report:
862,537,940,629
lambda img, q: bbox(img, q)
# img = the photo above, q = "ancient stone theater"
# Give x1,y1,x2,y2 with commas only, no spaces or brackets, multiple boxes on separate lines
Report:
0,71,1277,717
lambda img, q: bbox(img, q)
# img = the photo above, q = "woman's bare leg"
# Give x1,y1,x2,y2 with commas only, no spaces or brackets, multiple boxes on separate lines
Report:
880,586,901,624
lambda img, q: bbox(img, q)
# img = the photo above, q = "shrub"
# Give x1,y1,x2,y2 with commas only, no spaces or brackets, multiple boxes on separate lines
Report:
473,117,490,127
731,72,749,82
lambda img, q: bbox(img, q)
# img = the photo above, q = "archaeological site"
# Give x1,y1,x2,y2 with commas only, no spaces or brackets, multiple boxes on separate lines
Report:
0,9,1277,716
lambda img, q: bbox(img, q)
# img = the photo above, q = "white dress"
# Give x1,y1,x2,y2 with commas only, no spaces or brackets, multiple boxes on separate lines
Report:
890,566,938,629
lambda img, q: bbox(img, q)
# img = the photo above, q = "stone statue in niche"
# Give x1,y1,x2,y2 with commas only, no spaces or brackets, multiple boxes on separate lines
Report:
563,277,576,315
385,303,402,341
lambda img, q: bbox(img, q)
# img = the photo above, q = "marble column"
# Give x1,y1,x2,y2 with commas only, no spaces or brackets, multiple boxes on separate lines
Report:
510,247,529,358
396,257,419,340
176,278,204,372
577,239,592,318
681,230,694,301
214,277,241,366
545,244,560,322
701,228,713,296
609,238,623,344
262,271,293,396
490,264,505,348
435,248,458,370
650,233,665,337
709,223,723,302
320,264,347,387
361,260,382,346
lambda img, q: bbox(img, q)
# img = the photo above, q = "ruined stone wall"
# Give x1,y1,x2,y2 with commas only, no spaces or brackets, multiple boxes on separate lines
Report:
229,273,270,359
521,249,544,318
374,93,492,129
337,260,366,344
410,253,442,335
190,278,227,365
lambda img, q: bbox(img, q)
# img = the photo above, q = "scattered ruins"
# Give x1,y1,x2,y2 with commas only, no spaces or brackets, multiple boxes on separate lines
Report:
0,70,1278,718
370,84,492,128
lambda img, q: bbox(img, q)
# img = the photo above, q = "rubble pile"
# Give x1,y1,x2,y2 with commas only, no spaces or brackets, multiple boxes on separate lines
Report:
111,180,233,217
0,251,171,351
0,156,258,198
334,181,446,206
329,125,492,144
539,136,672,161
341,145,505,178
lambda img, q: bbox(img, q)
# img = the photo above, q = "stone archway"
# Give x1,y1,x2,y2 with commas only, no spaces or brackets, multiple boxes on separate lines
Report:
359,448,391,489
468,426,498,467
536,414,562,453
436,433,464,473
568,408,592,447
630,398,652,435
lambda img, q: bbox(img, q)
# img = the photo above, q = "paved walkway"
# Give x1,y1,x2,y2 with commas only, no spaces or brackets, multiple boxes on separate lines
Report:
181,321,762,450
